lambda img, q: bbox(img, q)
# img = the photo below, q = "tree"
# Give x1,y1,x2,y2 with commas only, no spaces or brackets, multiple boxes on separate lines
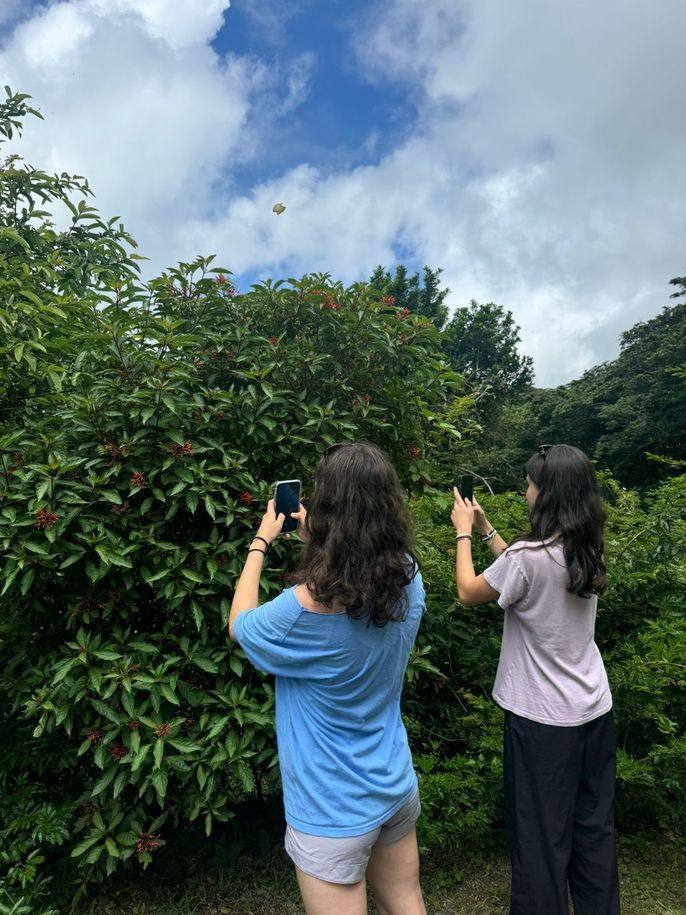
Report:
368,264,450,329
0,88,140,431
441,300,534,399
538,285,686,486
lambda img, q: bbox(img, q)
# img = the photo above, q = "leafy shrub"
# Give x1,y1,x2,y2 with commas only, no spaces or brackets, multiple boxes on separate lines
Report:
0,90,465,907
405,473,686,850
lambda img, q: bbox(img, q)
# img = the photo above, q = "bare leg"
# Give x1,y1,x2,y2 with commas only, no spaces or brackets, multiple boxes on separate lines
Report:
295,866,368,915
366,828,426,915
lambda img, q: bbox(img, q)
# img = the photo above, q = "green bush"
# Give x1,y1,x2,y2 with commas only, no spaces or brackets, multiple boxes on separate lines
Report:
403,474,686,850
0,91,466,907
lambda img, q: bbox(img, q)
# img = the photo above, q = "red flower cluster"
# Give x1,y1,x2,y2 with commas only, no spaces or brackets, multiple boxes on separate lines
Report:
238,491,252,505
135,832,161,855
407,445,421,460
268,336,279,346
216,553,228,566
111,501,130,515
323,297,342,311
87,729,103,745
380,295,396,306
398,307,411,319
129,719,141,731
168,441,194,458
155,722,172,738
103,442,127,465
131,471,146,488
35,508,59,529
110,743,129,760
8,451,23,471
215,274,237,296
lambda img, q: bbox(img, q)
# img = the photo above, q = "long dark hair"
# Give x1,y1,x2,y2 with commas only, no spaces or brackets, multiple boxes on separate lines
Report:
519,444,607,597
296,443,417,626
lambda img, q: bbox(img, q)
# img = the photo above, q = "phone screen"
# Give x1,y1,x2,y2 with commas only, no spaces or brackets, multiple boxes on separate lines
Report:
274,480,301,533
460,474,474,502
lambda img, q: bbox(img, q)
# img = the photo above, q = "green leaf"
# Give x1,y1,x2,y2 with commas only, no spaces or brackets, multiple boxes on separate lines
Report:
159,683,180,706
90,698,121,725
131,743,151,773
100,490,122,504
151,767,168,803
168,738,201,753
92,649,123,661
71,834,101,858
91,766,117,797
121,690,136,718
182,568,203,583
192,656,218,674
105,838,121,858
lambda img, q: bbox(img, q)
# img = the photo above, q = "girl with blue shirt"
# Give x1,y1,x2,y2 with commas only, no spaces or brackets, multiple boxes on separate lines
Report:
229,443,427,915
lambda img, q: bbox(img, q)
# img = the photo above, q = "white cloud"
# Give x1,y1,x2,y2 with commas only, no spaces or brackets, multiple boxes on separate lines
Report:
1,0,685,385
0,0,261,234
348,0,686,383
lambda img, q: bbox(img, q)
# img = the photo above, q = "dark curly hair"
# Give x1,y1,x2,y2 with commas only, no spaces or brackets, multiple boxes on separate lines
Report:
295,442,417,626
519,444,607,597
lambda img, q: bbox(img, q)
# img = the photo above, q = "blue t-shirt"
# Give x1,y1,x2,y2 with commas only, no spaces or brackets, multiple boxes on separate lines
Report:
234,572,426,837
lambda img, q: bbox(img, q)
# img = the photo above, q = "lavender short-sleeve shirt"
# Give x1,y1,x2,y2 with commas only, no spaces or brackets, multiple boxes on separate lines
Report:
483,539,612,726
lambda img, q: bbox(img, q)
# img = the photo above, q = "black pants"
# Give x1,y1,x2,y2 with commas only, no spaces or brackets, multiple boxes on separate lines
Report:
504,710,620,915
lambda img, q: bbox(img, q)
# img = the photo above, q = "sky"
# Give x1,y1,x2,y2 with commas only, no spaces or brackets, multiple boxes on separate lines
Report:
1,0,685,387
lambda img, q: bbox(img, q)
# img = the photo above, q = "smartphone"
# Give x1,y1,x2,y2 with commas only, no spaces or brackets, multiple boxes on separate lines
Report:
459,474,474,502
274,480,301,534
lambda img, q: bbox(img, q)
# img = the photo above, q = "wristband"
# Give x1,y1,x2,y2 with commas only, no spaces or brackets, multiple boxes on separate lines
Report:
455,534,473,543
481,528,497,542
252,535,269,549
247,548,266,556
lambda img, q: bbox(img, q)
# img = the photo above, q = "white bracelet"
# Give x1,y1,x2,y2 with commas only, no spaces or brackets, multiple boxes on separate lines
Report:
481,528,497,542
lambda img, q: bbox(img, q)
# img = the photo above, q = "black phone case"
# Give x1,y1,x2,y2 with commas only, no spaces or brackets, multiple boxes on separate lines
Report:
274,481,300,533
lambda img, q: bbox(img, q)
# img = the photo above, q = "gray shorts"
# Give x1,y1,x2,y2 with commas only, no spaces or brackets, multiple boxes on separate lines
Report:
284,791,421,885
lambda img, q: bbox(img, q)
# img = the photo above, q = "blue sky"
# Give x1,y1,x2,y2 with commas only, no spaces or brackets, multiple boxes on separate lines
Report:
213,0,415,182
1,0,685,385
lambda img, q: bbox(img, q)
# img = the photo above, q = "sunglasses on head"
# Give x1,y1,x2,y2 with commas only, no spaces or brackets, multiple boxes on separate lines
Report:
537,444,554,458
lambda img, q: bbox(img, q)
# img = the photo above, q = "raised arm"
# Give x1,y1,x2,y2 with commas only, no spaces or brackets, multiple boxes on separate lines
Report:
228,499,284,640
450,487,501,606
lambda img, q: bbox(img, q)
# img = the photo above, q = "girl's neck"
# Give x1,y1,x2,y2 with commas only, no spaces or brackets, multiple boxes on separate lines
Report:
295,583,346,615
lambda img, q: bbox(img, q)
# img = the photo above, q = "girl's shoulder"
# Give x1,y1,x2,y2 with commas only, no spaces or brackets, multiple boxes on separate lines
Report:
506,536,562,554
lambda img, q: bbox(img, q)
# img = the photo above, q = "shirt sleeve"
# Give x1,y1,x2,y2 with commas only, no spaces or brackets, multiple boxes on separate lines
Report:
483,549,529,610
233,590,325,678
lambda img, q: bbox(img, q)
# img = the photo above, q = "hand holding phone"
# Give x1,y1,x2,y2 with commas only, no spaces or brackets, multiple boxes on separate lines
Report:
274,480,301,534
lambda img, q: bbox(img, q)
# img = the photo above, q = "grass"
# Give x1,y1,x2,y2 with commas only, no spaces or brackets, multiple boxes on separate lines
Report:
81,831,686,914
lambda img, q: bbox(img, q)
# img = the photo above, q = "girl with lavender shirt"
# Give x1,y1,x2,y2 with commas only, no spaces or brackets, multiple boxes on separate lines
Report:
451,444,620,915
